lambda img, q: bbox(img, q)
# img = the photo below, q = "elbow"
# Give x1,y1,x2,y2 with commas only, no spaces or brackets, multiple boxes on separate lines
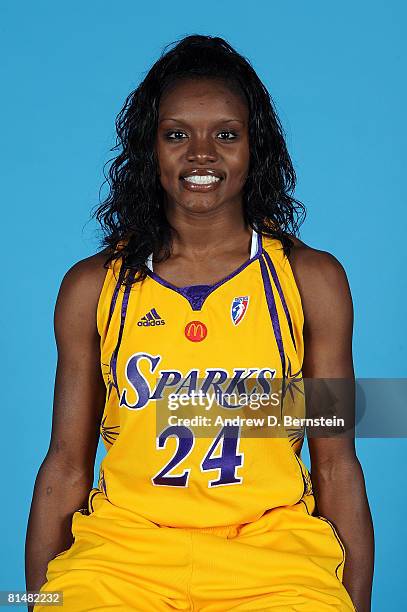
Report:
312,455,362,486
39,449,94,488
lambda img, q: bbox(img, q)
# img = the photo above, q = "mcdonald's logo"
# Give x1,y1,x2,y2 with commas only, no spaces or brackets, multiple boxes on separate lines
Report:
185,320,208,342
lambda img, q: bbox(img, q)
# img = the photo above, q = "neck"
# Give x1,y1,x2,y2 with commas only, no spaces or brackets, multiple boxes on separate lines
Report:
164,207,251,260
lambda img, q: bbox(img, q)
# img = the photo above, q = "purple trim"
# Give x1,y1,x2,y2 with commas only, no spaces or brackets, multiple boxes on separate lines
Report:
262,249,297,350
146,231,263,311
178,284,214,311
110,270,136,397
259,254,286,378
106,269,123,333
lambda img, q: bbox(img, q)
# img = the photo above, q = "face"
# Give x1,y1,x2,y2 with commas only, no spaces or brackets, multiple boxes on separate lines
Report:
155,78,250,215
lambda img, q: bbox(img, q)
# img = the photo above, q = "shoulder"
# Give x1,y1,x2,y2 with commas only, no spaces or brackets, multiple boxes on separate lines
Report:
55,249,113,331
284,235,353,326
286,235,348,284
60,249,110,291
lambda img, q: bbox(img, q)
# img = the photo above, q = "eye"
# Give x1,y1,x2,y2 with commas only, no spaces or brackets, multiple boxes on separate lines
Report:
217,131,238,140
165,130,188,140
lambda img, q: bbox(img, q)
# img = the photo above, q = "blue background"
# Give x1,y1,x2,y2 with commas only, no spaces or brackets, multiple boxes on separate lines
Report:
1,1,405,609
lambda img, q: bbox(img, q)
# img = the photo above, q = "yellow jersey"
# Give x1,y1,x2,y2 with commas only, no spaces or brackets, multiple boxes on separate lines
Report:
95,228,311,528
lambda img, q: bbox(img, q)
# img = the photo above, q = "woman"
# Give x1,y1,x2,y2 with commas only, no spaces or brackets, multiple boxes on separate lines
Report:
26,35,374,611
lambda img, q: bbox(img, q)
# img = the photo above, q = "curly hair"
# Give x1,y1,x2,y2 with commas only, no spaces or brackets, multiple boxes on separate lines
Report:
93,34,306,285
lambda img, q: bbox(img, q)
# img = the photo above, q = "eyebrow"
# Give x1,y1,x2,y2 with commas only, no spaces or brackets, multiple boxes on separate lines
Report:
158,118,245,125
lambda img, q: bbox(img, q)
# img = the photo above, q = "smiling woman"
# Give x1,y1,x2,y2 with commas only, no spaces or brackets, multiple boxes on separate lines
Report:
86,34,305,281
157,78,249,206
26,34,373,612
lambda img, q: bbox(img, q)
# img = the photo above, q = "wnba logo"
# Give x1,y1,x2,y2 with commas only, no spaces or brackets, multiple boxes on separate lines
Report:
185,321,207,342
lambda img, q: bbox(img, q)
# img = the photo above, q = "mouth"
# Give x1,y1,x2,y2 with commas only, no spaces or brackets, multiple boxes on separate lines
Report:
179,169,224,192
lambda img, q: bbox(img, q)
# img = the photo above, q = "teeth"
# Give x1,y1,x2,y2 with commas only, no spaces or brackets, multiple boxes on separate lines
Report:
183,175,220,185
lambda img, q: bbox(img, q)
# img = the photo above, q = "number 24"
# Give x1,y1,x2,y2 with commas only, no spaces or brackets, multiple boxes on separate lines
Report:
152,425,244,488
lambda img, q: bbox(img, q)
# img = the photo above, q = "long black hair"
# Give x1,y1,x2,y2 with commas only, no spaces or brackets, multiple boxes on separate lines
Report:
93,34,306,284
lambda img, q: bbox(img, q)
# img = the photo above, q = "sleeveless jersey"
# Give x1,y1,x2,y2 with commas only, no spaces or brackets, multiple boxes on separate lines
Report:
94,229,312,528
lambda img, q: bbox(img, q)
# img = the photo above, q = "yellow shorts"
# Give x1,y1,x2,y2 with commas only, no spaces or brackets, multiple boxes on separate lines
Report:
35,492,356,611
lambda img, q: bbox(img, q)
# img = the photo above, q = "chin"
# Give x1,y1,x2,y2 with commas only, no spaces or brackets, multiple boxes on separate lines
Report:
182,198,222,213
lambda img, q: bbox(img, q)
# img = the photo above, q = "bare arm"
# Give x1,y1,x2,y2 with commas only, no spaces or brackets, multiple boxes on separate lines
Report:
25,253,108,596
290,245,374,612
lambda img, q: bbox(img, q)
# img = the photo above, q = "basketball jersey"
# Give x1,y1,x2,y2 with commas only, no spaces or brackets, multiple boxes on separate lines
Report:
94,229,312,528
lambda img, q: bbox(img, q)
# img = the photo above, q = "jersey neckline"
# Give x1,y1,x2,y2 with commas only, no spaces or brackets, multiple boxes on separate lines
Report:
145,229,263,311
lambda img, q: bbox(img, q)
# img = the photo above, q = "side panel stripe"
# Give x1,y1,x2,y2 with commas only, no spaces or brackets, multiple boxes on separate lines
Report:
110,270,136,398
106,265,124,334
259,255,286,378
262,249,296,350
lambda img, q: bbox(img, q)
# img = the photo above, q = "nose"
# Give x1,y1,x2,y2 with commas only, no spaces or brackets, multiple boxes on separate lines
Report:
186,134,218,164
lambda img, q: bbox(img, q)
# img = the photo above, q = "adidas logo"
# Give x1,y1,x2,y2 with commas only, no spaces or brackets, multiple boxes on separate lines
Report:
137,308,166,327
